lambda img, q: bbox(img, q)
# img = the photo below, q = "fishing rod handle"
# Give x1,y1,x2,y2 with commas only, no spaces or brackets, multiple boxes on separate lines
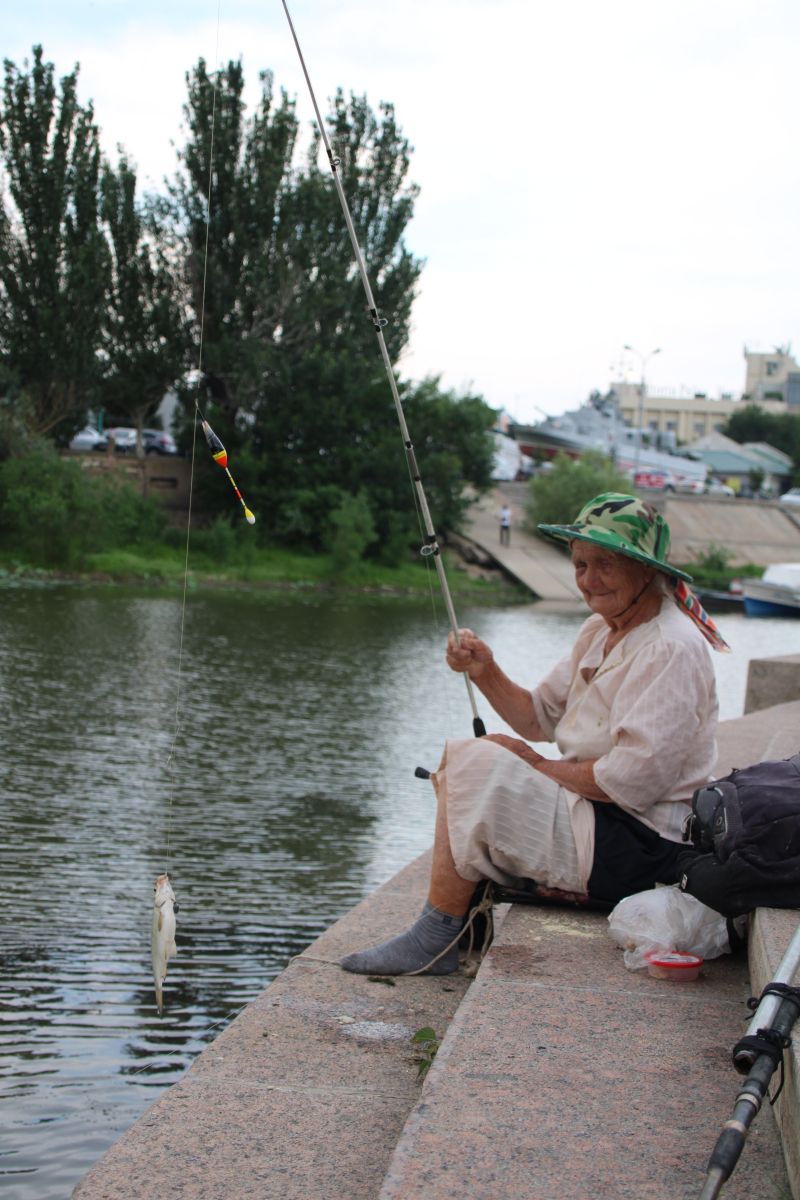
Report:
741,921,800,1050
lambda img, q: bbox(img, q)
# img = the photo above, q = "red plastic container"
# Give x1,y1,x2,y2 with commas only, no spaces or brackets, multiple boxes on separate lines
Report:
645,951,703,981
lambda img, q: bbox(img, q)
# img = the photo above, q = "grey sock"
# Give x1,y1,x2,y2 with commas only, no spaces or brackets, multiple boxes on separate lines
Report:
340,902,463,975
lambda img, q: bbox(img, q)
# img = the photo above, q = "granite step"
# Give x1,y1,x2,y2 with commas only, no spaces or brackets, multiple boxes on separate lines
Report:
379,900,792,1200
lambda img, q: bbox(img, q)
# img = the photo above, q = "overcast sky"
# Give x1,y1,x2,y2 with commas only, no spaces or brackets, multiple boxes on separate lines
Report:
5,0,800,423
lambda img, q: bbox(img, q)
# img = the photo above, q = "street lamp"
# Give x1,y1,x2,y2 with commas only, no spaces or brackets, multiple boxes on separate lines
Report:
624,344,661,479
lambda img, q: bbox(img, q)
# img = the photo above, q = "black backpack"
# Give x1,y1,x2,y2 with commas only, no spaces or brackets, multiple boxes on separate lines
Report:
677,752,800,918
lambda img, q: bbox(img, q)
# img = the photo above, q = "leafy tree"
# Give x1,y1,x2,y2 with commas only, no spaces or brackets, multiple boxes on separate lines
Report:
526,451,632,531
0,46,108,437
99,154,187,450
724,404,800,481
168,60,440,549
398,378,496,544
747,466,765,495
167,58,300,419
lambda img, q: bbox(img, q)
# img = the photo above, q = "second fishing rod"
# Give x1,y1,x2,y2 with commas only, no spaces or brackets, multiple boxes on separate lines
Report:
280,0,485,740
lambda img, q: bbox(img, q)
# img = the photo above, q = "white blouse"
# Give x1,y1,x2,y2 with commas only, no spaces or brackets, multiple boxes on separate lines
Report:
530,597,719,843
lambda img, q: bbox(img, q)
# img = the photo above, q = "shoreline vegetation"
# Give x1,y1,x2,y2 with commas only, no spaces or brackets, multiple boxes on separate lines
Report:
0,446,763,601
0,540,756,603
0,545,529,604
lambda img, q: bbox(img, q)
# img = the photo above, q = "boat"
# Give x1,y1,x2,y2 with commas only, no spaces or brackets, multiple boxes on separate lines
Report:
742,563,800,617
511,394,707,491
693,587,744,614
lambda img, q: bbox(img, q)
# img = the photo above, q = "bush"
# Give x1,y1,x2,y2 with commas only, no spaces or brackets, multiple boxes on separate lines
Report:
680,543,762,590
274,485,348,550
526,451,632,532
0,444,166,568
0,443,99,567
197,514,237,565
96,473,166,546
325,490,377,576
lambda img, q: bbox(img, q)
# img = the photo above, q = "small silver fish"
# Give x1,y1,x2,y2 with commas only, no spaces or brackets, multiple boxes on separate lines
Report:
152,873,177,1016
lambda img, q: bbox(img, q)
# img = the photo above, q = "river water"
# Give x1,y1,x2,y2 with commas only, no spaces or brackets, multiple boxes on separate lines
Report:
0,581,795,1199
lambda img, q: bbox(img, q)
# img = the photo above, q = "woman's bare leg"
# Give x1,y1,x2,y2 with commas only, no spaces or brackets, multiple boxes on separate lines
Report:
340,789,475,975
428,787,478,915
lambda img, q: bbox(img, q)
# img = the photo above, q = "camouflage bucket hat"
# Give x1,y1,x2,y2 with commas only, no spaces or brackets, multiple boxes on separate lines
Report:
538,492,693,583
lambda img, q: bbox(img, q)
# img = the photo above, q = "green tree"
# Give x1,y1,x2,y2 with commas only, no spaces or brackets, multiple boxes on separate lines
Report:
169,61,435,549
100,154,187,450
526,451,632,531
0,46,108,437
724,404,800,482
167,58,300,419
397,379,496,543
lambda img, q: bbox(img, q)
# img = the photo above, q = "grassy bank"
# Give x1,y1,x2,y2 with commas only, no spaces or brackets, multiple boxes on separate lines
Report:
0,543,527,604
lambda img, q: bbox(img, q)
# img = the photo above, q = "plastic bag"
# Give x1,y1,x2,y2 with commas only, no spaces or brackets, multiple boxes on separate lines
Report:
607,886,730,971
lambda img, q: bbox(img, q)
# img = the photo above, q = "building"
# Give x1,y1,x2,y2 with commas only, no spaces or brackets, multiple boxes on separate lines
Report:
743,345,800,407
684,432,793,495
614,347,796,444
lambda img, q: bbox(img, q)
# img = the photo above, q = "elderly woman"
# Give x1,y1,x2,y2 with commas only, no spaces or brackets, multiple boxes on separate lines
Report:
342,493,729,976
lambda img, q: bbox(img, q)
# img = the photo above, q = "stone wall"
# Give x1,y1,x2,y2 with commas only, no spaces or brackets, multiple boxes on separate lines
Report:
744,654,800,715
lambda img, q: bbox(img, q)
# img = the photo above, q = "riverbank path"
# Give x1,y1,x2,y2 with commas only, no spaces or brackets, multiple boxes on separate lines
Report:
463,484,582,603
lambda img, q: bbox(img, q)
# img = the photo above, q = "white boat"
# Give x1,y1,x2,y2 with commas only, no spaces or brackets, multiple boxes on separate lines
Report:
742,563,800,617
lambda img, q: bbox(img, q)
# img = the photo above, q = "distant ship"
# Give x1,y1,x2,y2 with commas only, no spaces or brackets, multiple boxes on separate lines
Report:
511,392,707,489
742,563,800,617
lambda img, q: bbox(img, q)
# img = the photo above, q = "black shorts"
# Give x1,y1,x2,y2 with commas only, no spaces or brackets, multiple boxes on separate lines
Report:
586,802,683,905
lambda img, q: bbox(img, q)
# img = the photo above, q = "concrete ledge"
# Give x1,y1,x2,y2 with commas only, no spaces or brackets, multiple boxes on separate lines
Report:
73,853,475,1200
380,904,789,1200
714,698,800,773
748,908,800,1199
376,698,800,1200
745,655,800,715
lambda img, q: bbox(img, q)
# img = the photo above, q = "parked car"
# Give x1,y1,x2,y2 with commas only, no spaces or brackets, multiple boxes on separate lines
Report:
105,427,138,454
674,478,705,495
143,429,178,455
779,487,800,506
704,478,735,497
69,425,108,452
103,427,178,455
633,470,676,492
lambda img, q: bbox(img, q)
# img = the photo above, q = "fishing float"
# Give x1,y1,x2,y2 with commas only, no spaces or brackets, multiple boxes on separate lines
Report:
201,418,256,525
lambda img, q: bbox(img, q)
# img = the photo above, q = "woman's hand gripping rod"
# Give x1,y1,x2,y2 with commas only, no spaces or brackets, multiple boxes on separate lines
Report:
280,0,485,749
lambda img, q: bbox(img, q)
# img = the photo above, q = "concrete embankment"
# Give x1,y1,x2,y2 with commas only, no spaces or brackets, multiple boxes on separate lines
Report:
462,486,800,600
460,486,582,604
74,660,800,1200
662,494,800,567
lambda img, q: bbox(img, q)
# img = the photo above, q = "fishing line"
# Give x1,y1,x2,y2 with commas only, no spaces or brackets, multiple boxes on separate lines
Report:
162,6,223,875
154,5,241,1028
127,1000,250,1077
280,0,485,739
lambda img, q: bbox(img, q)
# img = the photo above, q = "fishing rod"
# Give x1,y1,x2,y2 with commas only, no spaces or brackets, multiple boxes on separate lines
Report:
699,921,800,1199
280,0,485,740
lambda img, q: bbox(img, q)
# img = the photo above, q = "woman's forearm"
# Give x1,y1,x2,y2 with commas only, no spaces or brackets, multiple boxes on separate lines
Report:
532,755,611,802
472,661,546,741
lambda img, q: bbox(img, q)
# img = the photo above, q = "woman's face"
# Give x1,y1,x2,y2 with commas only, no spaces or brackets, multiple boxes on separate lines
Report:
570,541,654,621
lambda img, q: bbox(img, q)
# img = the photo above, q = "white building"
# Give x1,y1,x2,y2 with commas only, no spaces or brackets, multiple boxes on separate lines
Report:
614,347,797,445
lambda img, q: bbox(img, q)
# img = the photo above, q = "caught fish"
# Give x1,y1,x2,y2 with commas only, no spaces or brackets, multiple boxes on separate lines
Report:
152,873,177,1016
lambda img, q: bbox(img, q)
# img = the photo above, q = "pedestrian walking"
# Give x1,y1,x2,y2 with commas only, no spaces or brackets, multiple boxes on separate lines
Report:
499,504,512,546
